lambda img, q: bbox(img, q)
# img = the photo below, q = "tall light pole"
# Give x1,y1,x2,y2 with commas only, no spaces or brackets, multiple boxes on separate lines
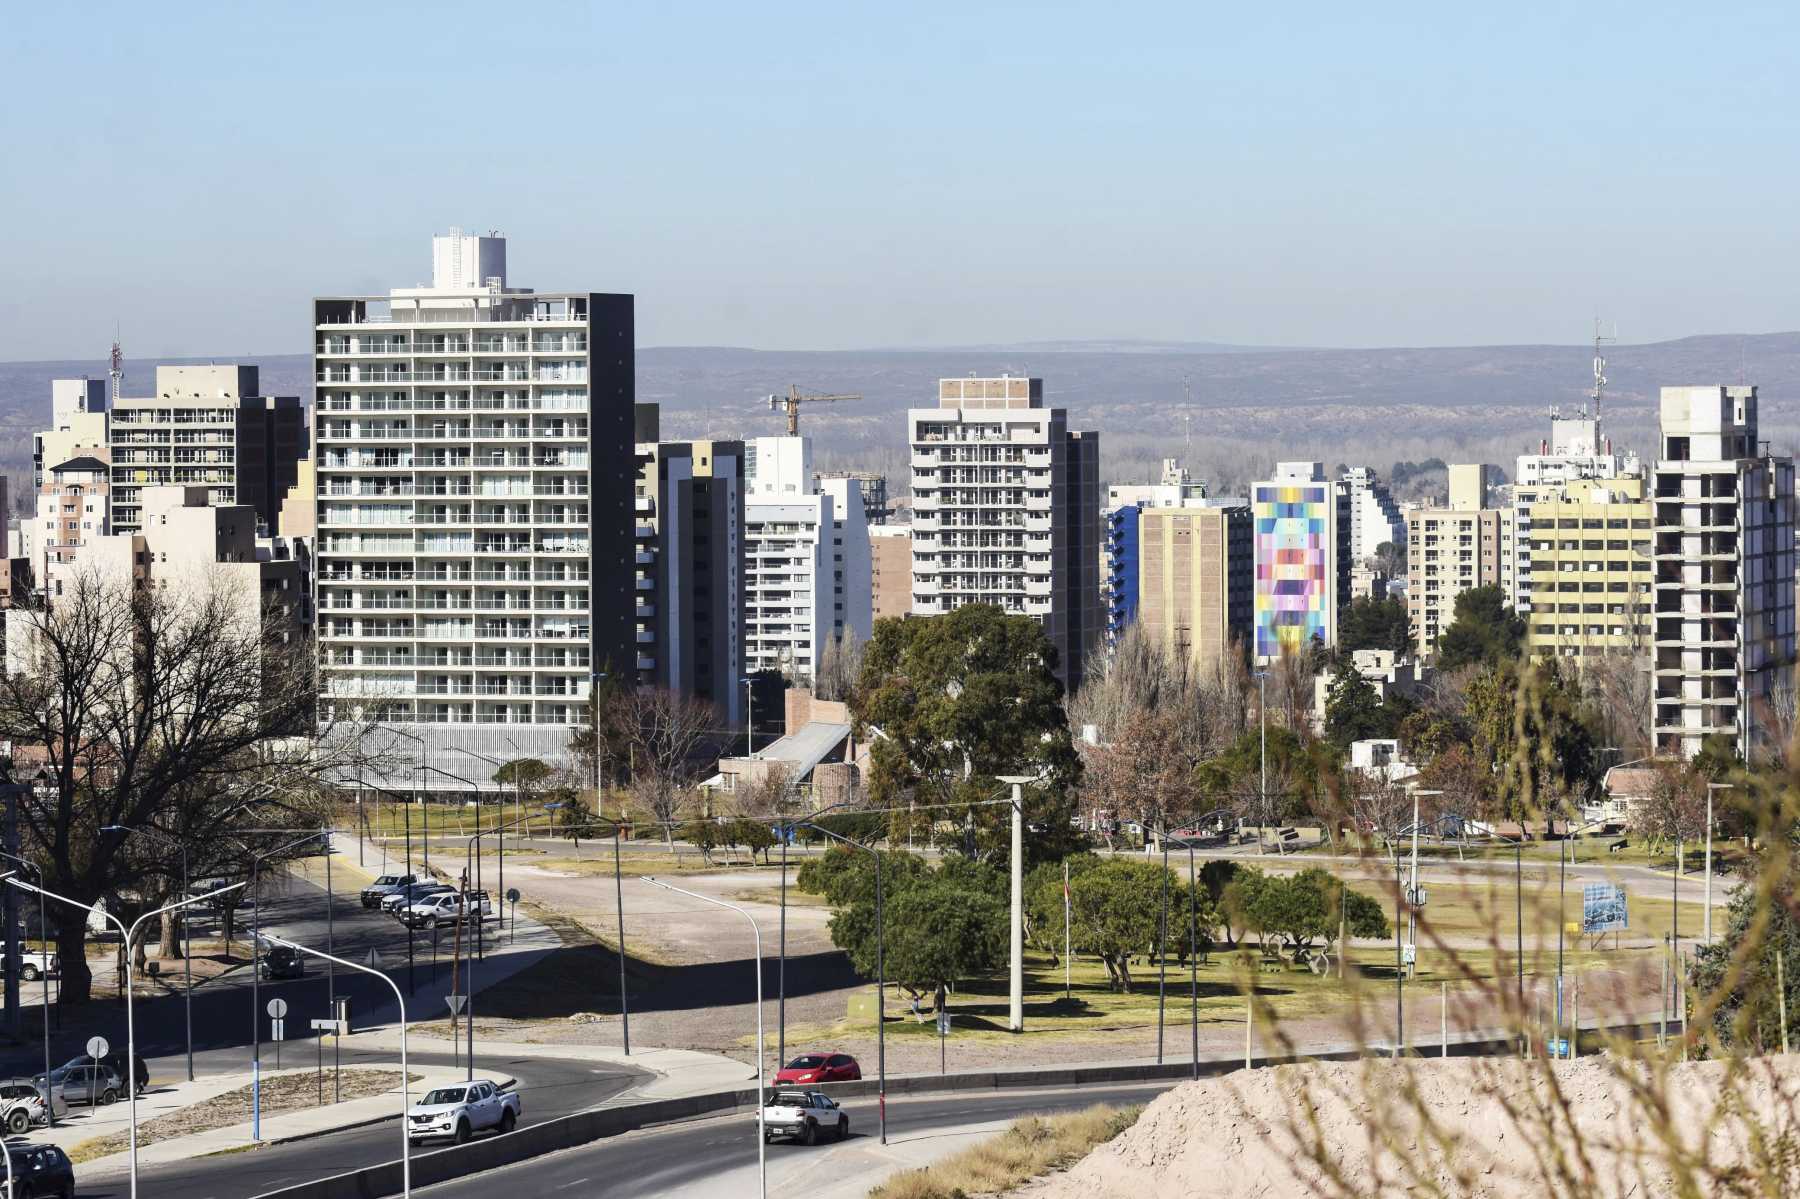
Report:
641,878,764,1199
743,677,755,759
550,806,631,1054
1253,671,1270,854
590,670,609,820
101,826,194,1081
8,877,243,1199
241,829,331,1139
1556,816,1606,1057
384,727,429,873
1705,783,1730,944
265,935,411,1198
0,853,51,1124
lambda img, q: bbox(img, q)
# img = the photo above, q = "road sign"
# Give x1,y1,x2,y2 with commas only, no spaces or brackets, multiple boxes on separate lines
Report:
272,1018,286,1041
1582,884,1628,934
936,1010,950,1037
85,1036,108,1060
505,887,520,904
366,947,382,970
1401,944,1417,967
445,994,466,1016
1405,884,1428,908
310,1018,348,1036
267,997,289,1019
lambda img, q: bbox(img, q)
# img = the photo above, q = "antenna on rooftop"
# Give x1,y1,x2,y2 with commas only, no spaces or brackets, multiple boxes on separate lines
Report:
1182,376,1193,460
1589,316,1614,429
109,334,123,403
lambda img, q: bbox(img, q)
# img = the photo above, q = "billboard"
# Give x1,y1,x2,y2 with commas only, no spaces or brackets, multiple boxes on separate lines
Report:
1581,883,1628,934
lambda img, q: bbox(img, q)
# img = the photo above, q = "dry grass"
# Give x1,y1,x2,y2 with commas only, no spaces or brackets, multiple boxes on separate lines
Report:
869,1104,1141,1198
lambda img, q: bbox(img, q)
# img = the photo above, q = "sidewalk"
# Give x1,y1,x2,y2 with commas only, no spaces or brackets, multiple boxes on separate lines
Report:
52,1060,489,1178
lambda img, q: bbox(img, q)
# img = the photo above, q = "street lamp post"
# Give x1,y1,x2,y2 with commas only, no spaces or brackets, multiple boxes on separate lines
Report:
1490,827,1527,1057
641,877,764,1199
462,808,556,1077
774,801,850,1073
7,877,243,1199
384,727,430,874
1705,783,1730,944
100,826,195,1082
1252,671,1270,854
1556,816,1606,1056
263,935,412,1198
1163,810,1233,1081
550,807,631,1054
784,817,884,1144
743,677,755,759
0,853,50,1123
242,829,331,1139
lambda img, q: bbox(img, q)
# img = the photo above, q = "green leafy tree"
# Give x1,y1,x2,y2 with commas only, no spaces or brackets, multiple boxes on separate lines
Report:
1067,858,1193,992
795,846,927,908
854,605,1083,866
1434,585,1526,671
681,817,719,864
1229,867,1388,958
1024,854,1103,962
1338,596,1410,655
1323,669,1391,748
1687,859,1800,1054
824,864,1006,1010
728,818,775,864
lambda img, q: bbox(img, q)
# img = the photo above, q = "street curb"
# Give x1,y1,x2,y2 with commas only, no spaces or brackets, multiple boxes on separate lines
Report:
255,1017,1684,1199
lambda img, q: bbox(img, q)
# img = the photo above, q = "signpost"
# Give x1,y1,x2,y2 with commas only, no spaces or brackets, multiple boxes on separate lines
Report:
937,1008,949,1075
446,995,466,1069
268,998,288,1068
506,888,521,945
1581,884,1628,948
85,1036,107,1109
310,1017,349,1103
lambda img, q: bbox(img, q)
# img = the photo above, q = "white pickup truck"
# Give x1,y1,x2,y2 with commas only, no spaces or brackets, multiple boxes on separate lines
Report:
406,1079,520,1144
762,1089,849,1145
401,890,494,929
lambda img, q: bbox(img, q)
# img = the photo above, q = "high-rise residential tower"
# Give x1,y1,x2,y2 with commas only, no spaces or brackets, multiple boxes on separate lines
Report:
109,365,305,535
312,231,636,751
1137,503,1253,673
909,376,1100,691
1651,385,1795,761
1404,464,1505,658
1251,462,1350,662
1103,458,1208,649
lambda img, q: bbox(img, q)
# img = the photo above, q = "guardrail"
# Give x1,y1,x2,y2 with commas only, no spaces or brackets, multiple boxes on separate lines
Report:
255,1015,1684,1199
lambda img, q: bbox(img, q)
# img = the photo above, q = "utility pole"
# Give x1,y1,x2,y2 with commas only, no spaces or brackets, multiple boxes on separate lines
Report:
2,782,19,1039
1010,784,1023,1033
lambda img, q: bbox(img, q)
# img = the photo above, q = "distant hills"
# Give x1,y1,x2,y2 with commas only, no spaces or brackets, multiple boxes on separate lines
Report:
6,332,1798,492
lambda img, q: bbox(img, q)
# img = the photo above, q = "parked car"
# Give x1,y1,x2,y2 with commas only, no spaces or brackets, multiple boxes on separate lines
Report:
0,1083,65,1133
401,891,493,929
33,1063,123,1107
381,882,454,915
359,873,418,909
761,1089,849,1145
406,1079,520,1145
0,1142,74,1198
258,945,305,980
1,950,58,982
58,1051,148,1096
773,1052,861,1085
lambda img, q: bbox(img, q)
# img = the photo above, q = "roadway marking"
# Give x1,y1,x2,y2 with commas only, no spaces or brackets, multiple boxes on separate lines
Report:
556,1178,589,1189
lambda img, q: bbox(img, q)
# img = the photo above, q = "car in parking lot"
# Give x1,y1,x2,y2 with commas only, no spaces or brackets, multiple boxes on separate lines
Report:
761,1089,849,1144
0,1142,74,1198
381,882,454,915
0,1083,64,1133
360,873,418,909
58,1051,148,1096
401,890,493,929
774,1052,861,1085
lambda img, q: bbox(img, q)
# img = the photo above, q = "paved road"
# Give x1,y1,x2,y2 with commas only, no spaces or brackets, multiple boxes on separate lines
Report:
412,1081,1179,1199
67,1047,642,1199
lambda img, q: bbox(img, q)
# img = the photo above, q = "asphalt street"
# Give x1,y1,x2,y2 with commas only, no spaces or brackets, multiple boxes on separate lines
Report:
69,1047,641,1199
412,1081,1181,1198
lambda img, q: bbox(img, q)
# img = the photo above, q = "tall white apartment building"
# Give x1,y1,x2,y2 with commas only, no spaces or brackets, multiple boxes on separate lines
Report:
311,231,636,759
909,377,1101,691
1342,467,1406,563
743,436,872,684
1651,385,1795,761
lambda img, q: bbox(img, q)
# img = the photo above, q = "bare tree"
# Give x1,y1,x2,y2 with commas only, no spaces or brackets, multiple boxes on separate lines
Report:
605,687,715,847
727,763,794,820
1629,758,1709,871
814,629,863,703
0,570,364,1003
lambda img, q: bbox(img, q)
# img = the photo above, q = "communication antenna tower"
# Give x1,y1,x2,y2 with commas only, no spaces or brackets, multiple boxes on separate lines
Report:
1589,317,1614,428
1182,376,1193,459
109,338,124,403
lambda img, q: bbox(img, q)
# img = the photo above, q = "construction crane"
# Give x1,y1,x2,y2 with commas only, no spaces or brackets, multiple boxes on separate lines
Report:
766,384,862,436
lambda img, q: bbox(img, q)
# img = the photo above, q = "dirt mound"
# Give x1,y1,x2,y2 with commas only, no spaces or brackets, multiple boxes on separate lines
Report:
1023,1054,1800,1198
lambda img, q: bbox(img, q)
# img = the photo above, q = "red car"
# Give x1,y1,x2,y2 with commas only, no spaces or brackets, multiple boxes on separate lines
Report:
774,1052,861,1085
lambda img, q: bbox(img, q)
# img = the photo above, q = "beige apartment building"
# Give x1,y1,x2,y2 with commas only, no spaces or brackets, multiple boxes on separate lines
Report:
1406,464,1504,657
1523,476,1653,659
869,524,913,622
1138,505,1252,672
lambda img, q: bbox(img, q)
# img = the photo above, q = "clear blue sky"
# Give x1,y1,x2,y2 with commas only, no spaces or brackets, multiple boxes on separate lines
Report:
4,1,1799,359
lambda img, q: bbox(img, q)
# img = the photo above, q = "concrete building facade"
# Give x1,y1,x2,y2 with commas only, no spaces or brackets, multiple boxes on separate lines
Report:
869,525,913,622
35,379,109,490
1523,476,1654,659
1405,471,1505,657
1509,412,1637,613
909,376,1100,690
109,365,305,535
311,231,637,738
1136,503,1252,673
1104,458,1208,649
1651,385,1796,761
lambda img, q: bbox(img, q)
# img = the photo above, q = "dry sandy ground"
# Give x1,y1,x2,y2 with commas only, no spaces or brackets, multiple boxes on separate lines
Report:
1022,1053,1800,1199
